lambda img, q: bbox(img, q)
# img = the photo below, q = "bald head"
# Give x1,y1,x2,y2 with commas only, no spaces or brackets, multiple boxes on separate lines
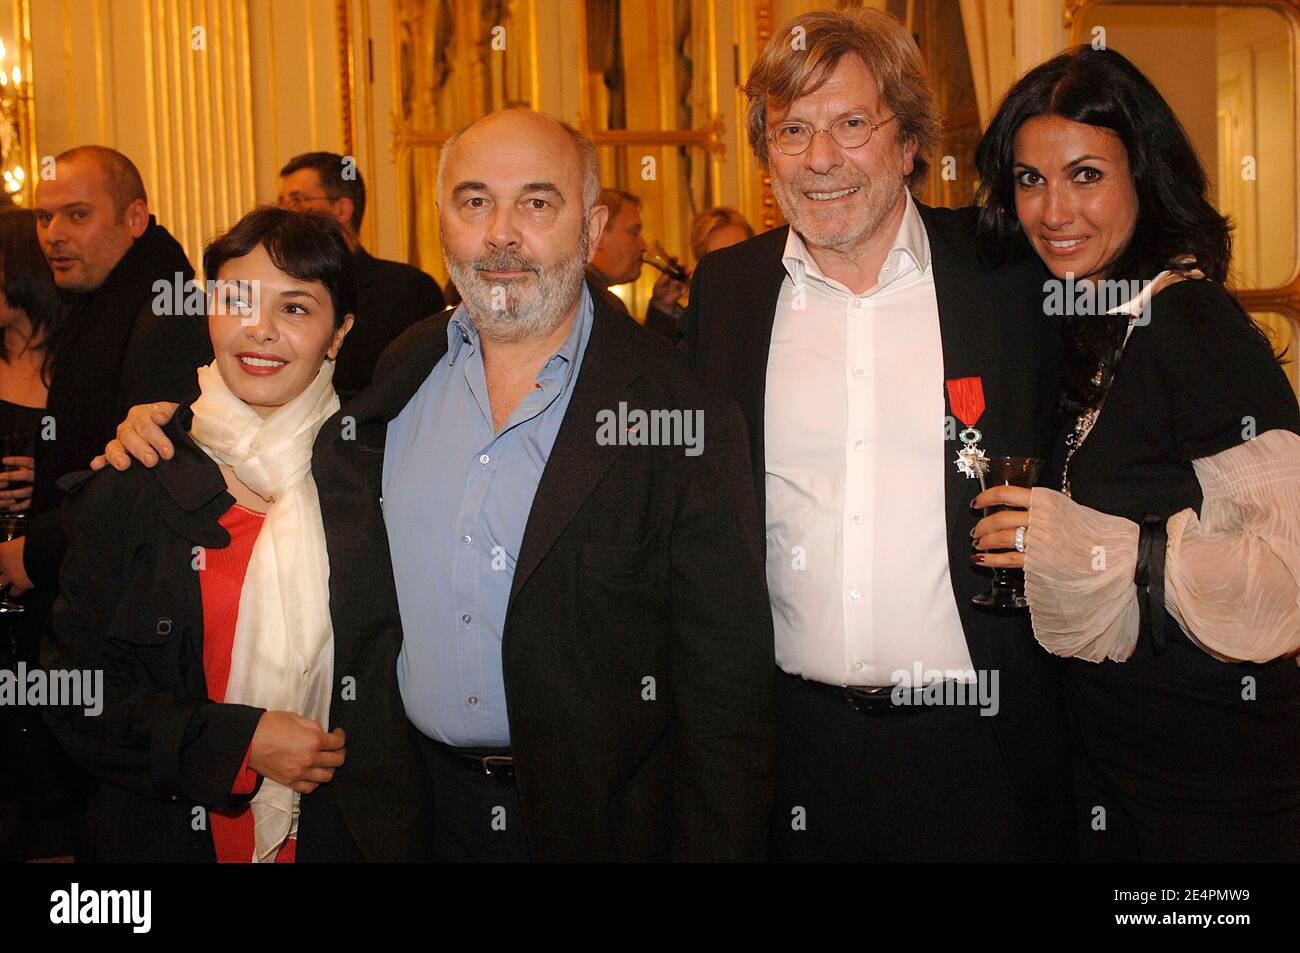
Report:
437,108,601,215
34,146,151,292
436,108,609,344
54,146,148,219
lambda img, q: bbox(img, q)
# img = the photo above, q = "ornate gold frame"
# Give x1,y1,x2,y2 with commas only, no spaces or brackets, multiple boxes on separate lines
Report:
337,0,358,158
582,118,727,157
572,1,727,159
752,0,777,230
8,0,37,207
1064,0,1300,321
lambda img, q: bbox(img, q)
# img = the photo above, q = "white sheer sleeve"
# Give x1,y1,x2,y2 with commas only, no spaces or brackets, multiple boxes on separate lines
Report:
1164,428,1300,663
1022,487,1140,663
1021,428,1300,664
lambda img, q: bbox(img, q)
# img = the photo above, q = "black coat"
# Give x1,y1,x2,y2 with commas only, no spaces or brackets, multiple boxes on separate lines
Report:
584,267,680,346
681,203,1077,860
41,403,435,862
332,248,445,400
312,298,777,861
26,218,213,593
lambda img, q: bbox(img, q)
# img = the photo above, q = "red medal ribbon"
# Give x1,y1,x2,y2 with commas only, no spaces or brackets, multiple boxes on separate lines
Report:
945,376,985,429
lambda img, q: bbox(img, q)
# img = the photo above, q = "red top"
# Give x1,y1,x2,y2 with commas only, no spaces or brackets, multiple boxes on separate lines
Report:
201,503,296,864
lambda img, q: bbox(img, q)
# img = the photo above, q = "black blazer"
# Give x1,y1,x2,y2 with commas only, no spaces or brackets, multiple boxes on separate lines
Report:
26,219,213,594
313,298,777,861
584,267,681,345
681,203,1075,860
333,248,446,400
42,403,435,862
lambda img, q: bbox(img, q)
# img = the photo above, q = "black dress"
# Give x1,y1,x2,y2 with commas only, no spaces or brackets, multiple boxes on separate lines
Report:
1055,278,1300,861
0,396,44,799
0,396,87,860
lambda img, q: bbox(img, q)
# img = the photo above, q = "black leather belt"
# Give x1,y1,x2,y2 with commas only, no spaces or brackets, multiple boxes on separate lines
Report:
803,677,953,714
427,739,516,779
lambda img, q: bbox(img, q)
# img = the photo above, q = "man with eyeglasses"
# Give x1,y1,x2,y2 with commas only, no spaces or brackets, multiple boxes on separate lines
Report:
681,8,1073,861
279,152,446,398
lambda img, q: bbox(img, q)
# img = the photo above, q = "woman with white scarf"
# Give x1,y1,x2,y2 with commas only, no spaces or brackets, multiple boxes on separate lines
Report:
43,207,433,862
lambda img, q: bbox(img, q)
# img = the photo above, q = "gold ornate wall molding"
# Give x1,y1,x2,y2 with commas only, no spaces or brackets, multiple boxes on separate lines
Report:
2,0,38,206
337,0,357,157
751,0,777,230
582,115,727,157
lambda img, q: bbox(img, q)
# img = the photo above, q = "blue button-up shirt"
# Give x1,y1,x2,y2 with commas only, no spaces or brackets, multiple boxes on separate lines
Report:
382,288,594,746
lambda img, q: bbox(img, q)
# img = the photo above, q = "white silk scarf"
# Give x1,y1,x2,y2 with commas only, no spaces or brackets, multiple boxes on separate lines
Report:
190,358,339,862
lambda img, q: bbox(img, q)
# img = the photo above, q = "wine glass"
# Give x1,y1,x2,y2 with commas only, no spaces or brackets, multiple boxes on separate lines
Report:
641,239,688,281
0,433,32,523
0,510,25,614
972,456,1042,610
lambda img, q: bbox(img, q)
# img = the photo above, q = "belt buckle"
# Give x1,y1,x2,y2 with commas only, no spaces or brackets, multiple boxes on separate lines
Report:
843,684,892,714
480,754,514,778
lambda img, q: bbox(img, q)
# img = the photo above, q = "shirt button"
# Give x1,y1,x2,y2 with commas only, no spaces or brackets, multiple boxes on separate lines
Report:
853,514,863,525
855,298,865,308
854,440,865,452
849,588,861,600
853,661,865,671
462,614,472,624
468,696,478,706
852,366,865,379
479,453,490,465
462,534,472,545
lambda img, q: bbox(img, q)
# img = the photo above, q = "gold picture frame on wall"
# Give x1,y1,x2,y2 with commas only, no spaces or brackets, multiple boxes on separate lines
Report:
387,0,544,280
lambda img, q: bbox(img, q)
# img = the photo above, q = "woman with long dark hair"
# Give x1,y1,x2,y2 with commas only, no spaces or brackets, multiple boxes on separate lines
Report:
0,207,59,513
0,205,78,861
971,46,1300,861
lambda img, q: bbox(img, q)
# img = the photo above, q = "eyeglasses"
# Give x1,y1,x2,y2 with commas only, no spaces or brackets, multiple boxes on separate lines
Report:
766,114,896,156
279,192,338,210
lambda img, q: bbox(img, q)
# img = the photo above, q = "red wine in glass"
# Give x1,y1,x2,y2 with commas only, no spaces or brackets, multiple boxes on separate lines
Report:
972,456,1042,610
0,433,32,522
0,511,25,614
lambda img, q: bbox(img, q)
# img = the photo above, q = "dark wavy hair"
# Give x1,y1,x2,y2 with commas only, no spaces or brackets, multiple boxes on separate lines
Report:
203,206,355,327
974,46,1269,413
0,206,61,382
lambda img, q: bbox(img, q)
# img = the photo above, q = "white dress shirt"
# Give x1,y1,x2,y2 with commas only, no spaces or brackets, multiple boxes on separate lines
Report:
764,195,974,687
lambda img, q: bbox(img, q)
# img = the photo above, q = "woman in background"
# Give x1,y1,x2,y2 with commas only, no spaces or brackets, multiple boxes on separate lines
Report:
971,46,1300,861
0,206,82,862
688,206,755,265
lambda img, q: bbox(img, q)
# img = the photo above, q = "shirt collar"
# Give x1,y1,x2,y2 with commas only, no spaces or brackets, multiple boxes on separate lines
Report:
781,192,930,292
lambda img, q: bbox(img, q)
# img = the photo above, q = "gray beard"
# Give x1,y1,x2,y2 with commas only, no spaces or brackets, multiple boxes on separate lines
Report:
773,170,907,253
444,228,590,344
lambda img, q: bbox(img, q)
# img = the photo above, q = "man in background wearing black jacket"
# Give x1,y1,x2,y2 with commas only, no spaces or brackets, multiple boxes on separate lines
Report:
278,152,446,399
0,145,211,601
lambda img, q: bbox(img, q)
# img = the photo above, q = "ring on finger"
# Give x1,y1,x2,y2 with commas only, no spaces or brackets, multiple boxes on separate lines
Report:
1014,526,1027,553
